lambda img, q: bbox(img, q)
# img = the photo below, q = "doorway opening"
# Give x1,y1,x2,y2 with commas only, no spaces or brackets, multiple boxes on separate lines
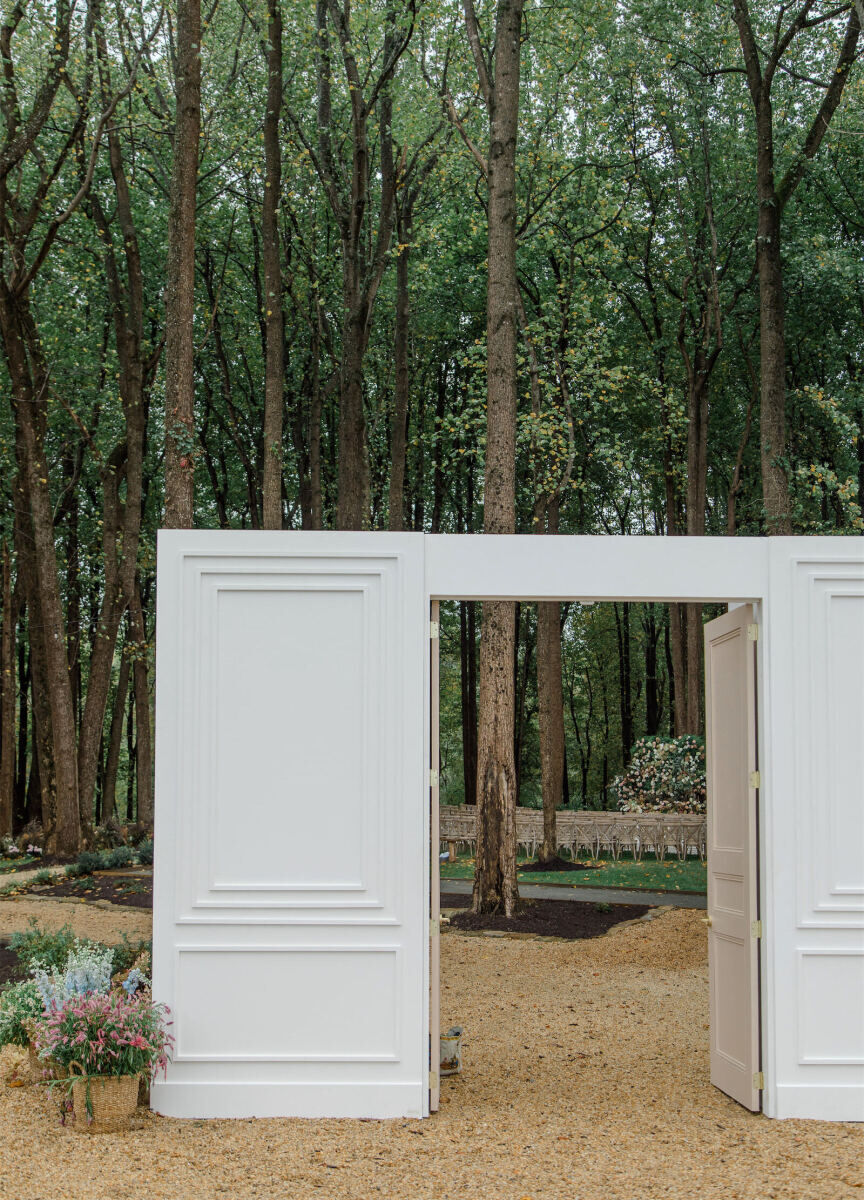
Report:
430,595,761,1115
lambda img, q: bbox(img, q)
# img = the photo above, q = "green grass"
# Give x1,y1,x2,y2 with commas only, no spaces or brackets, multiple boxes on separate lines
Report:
440,852,706,894
0,856,37,875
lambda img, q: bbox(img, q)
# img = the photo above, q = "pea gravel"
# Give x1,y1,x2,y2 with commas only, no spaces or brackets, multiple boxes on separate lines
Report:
1,902,861,1200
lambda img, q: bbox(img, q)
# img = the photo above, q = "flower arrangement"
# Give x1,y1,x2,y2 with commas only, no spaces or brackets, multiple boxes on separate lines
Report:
33,991,173,1081
613,735,707,814
32,940,114,1010
0,980,44,1049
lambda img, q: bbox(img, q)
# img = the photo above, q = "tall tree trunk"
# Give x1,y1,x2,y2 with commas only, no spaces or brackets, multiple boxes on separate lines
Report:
389,203,411,531
101,648,131,824
0,542,14,836
164,0,201,529
537,503,564,864
684,366,709,732
129,582,153,828
261,0,284,530
470,0,524,916
14,643,28,830
459,600,478,805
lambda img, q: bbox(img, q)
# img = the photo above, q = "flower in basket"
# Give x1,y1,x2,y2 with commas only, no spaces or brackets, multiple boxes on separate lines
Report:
33,990,173,1082
33,992,173,1130
0,979,43,1050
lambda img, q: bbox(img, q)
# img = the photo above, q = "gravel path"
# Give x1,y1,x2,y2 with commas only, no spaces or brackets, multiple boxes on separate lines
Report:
1,902,861,1200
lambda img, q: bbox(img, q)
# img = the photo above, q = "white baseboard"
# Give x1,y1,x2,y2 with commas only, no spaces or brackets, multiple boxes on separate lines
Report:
150,1080,426,1120
772,1084,864,1122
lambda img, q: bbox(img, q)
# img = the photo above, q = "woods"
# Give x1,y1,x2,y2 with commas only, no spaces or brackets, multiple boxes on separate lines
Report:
0,0,861,908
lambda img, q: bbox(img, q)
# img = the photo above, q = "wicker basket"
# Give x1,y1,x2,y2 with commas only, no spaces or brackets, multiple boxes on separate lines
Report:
27,1045,69,1084
70,1074,140,1134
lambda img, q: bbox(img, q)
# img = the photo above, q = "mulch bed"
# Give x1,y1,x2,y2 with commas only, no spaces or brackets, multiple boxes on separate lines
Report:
25,872,153,910
441,892,651,939
519,855,598,873
0,941,19,987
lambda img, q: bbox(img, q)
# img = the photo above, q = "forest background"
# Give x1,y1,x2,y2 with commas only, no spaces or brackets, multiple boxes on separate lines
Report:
0,0,861,911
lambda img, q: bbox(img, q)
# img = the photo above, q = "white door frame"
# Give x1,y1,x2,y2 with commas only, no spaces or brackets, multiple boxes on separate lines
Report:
424,534,864,1123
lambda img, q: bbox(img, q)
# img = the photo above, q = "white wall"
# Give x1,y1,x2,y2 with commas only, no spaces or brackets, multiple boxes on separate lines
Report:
152,532,864,1122
151,532,428,1119
763,541,864,1120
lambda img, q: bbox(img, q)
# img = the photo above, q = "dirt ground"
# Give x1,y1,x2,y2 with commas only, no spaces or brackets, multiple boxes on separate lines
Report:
1,900,862,1200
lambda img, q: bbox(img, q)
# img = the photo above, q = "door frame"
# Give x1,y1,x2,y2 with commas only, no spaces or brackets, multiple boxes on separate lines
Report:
424,534,771,1115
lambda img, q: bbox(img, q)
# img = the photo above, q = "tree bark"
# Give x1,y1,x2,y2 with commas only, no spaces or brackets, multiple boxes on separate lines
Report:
164,0,201,529
389,201,411,531
470,0,523,916
129,582,153,828
0,542,14,836
537,503,565,864
101,648,131,825
261,0,284,530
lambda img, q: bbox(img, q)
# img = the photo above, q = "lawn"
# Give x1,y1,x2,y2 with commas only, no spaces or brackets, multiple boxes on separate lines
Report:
440,851,707,893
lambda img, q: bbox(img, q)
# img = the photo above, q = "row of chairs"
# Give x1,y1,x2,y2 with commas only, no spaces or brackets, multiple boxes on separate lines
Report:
438,805,707,862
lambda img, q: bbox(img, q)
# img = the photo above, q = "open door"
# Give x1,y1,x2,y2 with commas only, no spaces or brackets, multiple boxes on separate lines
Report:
429,601,441,1112
704,605,761,1111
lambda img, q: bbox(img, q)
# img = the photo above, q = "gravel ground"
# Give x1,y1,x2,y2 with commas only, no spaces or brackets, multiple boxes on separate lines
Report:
1,903,862,1200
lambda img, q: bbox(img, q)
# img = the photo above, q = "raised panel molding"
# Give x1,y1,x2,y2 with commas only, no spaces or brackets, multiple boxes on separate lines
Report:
797,950,864,1066
174,945,400,1063
793,559,864,926
174,552,405,919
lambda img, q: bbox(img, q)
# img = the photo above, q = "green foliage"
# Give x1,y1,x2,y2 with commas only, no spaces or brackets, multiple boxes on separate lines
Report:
104,847,134,869
0,980,43,1049
76,852,104,876
8,921,78,974
136,839,154,866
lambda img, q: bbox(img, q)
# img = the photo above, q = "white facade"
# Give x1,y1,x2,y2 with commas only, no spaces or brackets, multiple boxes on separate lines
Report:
152,532,864,1123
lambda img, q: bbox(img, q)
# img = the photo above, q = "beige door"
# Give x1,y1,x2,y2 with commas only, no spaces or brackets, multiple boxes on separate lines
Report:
429,601,441,1112
704,605,761,1111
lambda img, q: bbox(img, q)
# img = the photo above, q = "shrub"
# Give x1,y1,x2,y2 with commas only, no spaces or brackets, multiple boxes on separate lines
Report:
91,820,127,850
76,850,104,875
613,735,707,814
64,862,84,878
105,846,134,869
32,869,54,885
110,936,152,977
136,838,153,866
8,920,77,973
32,940,115,1010
0,979,43,1048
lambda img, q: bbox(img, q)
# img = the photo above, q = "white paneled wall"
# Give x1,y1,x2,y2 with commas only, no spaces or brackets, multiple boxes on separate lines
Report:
765,544,864,1120
152,533,427,1119
153,533,864,1122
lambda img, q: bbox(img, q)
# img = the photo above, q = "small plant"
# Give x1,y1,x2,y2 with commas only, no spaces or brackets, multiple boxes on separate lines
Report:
32,868,55,885
0,979,43,1048
32,940,114,1010
594,902,613,914
105,845,134,869
34,991,173,1080
26,844,42,857
0,836,21,859
136,838,153,866
9,920,77,973
111,937,152,977
65,862,85,878
76,850,104,875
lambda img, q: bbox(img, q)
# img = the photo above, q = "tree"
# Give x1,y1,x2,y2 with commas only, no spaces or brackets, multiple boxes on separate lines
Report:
732,0,861,532
164,0,202,529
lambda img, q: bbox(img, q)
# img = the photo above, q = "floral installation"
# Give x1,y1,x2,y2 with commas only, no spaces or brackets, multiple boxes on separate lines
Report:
33,990,173,1081
613,735,706,814
32,940,115,1010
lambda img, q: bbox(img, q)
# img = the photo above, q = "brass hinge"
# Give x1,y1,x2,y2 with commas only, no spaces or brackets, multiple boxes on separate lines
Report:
747,623,759,642
751,920,762,939
753,1071,764,1090
749,770,761,789
429,768,439,789
430,620,439,639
